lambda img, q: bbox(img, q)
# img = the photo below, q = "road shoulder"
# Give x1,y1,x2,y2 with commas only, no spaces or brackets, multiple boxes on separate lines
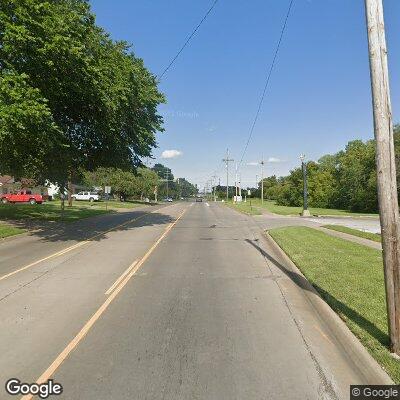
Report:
263,229,392,385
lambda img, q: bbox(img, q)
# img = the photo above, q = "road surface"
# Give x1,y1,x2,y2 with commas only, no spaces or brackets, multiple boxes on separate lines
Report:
0,202,382,399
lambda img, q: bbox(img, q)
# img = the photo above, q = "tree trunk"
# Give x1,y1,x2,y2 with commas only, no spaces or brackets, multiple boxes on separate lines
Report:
67,172,73,207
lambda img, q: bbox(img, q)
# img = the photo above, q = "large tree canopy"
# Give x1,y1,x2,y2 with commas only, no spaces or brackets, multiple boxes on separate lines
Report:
0,0,164,184
257,125,400,213
0,71,66,182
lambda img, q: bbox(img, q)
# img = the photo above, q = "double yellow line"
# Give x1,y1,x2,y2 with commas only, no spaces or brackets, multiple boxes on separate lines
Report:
0,204,175,283
21,207,187,400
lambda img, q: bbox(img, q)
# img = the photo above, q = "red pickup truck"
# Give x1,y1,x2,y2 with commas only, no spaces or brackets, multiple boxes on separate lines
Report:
1,190,44,205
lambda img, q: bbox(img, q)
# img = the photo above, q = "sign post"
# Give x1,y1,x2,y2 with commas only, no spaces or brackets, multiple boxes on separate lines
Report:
104,186,111,211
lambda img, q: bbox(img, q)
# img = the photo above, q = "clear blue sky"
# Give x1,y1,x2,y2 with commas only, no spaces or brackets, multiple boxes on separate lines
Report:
90,0,400,189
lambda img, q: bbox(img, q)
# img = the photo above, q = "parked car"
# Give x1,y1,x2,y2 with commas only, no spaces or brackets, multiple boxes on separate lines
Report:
0,190,44,205
195,197,203,202
163,197,173,202
71,191,100,202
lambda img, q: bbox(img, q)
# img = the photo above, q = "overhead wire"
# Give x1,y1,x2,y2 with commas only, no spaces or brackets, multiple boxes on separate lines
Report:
238,0,295,167
158,0,220,81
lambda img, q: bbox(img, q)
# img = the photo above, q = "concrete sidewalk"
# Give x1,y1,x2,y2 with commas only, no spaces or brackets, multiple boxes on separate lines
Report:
252,212,382,250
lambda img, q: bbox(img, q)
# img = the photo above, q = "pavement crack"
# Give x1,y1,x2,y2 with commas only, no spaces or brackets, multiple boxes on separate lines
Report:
0,270,50,303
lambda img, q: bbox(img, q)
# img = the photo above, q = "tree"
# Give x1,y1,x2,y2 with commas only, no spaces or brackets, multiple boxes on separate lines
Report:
0,0,164,200
152,163,173,180
271,135,384,213
0,71,67,183
176,178,198,198
83,168,137,201
275,168,303,206
337,140,377,212
259,175,279,200
135,167,159,199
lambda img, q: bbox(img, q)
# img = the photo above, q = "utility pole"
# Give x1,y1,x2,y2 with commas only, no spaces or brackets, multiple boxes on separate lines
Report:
212,173,218,202
165,170,169,199
235,163,238,203
300,154,310,217
260,158,265,204
222,149,234,202
365,0,400,354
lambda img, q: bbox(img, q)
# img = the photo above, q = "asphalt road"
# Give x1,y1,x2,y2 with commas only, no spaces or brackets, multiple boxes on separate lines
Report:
0,202,381,399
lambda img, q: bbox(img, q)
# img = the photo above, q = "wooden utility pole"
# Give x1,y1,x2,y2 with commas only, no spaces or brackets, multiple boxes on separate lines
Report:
235,163,238,203
260,158,265,204
222,149,234,202
212,173,218,202
365,0,400,354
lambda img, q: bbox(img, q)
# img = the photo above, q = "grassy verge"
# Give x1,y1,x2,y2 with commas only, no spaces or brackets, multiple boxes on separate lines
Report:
249,199,378,217
0,223,26,238
0,203,111,222
54,200,145,210
225,201,262,215
268,226,398,382
323,224,381,243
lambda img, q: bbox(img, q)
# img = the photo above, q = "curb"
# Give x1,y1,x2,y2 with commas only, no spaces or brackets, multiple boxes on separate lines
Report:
0,231,30,244
263,230,394,385
312,214,379,220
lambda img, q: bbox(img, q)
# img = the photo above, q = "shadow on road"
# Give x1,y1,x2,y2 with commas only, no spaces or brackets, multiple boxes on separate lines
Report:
6,209,175,244
245,238,388,347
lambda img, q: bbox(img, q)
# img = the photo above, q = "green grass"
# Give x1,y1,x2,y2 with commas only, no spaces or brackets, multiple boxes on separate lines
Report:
268,226,398,382
55,199,145,210
225,201,262,215
323,224,381,243
0,202,111,222
0,223,25,238
249,199,378,217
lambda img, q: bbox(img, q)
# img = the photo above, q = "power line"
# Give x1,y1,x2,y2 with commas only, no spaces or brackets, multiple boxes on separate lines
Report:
158,0,220,81
238,0,295,166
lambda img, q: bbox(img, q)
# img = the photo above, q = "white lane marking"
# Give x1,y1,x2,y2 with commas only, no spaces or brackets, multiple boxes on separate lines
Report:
205,202,210,207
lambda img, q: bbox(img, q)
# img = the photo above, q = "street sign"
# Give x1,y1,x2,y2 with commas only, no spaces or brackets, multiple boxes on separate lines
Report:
104,186,111,194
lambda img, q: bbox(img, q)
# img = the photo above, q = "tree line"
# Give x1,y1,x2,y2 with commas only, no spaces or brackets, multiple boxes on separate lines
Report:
0,0,169,199
256,125,400,213
82,163,197,201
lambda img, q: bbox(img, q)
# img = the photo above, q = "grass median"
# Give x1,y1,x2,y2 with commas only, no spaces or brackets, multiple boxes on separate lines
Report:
268,226,398,382
0,223,26,238
323,224,381,243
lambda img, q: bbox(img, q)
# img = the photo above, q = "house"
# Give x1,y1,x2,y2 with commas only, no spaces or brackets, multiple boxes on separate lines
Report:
0,175,49,196
0,175,15,194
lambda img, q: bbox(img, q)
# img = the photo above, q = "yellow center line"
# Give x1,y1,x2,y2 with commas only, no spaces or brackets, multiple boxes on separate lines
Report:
0,203,177,283
20,206,187,400
104,260,138,295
